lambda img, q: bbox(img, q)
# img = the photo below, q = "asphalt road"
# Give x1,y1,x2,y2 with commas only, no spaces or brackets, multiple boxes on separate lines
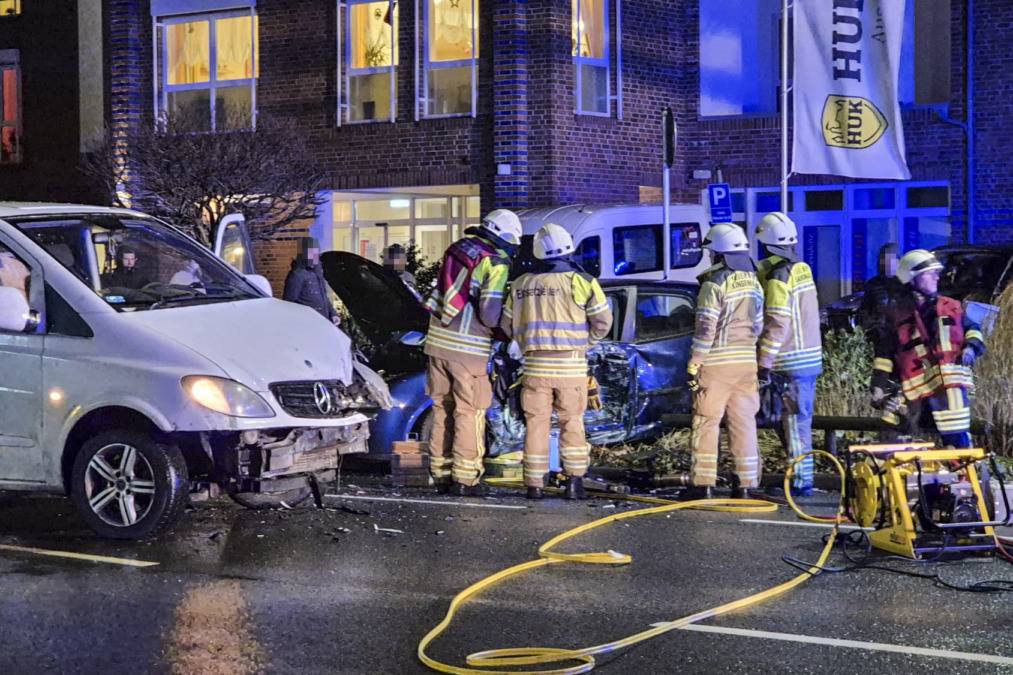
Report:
1,478,1012,674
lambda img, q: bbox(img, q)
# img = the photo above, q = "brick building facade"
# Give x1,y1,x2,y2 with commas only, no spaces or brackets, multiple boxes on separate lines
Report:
0,0,104,204
1,1,1009,297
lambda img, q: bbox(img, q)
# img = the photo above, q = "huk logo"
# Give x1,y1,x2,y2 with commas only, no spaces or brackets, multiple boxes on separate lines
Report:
820,95,889,149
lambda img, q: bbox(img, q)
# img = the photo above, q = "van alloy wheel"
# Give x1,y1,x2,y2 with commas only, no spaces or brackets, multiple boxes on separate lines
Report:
83,443,157,527
71,429,189,540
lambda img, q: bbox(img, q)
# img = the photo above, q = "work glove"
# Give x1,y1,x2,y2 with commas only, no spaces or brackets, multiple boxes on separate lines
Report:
871,386,886,406
882,396,903,414
587,375,603,410
507,340,523,361
961,346,978,367
687,366,703,394
757,367,771,388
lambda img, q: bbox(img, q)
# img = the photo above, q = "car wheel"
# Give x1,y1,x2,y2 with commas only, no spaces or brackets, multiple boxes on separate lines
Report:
417,408,434,446
230,487,313,510
70,430,189,540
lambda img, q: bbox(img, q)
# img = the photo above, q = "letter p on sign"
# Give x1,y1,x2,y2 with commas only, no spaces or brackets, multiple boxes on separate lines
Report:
708,183,733,223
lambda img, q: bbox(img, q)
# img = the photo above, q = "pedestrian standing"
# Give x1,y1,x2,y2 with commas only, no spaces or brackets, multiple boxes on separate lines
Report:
872,249,985,447
283,237,341,325
501,224,612,500
423,210,522,496
755,212,823,496
685,224,764,500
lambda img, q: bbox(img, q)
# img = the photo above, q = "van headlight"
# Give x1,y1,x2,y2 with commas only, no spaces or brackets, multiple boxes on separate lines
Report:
181,376,275,418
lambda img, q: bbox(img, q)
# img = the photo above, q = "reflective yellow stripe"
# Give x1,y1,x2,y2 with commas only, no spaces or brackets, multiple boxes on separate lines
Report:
874,357,893,372
524,355,587,379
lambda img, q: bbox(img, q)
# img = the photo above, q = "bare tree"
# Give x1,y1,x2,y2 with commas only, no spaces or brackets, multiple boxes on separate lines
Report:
82,108,327,248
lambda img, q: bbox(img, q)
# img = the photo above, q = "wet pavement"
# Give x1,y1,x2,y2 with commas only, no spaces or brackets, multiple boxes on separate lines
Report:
1,478,1012,674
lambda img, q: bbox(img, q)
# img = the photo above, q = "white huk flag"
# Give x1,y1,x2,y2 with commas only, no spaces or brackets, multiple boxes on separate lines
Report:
792,0,911,180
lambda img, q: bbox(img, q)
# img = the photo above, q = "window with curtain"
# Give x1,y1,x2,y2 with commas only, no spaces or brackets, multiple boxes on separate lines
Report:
422,0,478,117
0,1,20,17
345,0,398,122
0,51,20,163
573,0,608,115
157,10,259,131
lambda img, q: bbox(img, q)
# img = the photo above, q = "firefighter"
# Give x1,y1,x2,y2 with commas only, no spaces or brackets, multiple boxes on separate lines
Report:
423,209,522,496
872,249,985,447
755,212,823,496
501,224,612,500
685,223,764,500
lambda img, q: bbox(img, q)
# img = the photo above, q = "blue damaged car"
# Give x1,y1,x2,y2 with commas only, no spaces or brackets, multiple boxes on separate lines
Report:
321,251,698,455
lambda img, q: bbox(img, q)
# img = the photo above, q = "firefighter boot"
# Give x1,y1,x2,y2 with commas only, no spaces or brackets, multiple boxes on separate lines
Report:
526,487,544,500
563,476,587,500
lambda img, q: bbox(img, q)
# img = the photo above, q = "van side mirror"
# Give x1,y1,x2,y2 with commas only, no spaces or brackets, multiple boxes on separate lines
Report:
245,274,273,297
0,286,31,332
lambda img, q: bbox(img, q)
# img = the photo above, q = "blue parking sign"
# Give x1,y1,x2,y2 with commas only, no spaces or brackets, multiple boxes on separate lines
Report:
708,183,733,223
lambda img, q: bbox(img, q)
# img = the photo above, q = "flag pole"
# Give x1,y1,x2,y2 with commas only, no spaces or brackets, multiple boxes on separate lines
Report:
781,0,790,213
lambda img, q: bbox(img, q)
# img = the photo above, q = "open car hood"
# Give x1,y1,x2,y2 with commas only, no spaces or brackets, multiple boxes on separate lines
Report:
320,251,430,345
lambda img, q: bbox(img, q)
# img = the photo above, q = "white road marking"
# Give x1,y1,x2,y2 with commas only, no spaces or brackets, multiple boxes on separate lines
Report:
325,494,528,510
0,543,159,567
676,624,1013,666
739,518,873,531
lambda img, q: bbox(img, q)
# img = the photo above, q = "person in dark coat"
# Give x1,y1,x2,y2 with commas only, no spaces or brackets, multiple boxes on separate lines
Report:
283,237,340,324
859,243,905,333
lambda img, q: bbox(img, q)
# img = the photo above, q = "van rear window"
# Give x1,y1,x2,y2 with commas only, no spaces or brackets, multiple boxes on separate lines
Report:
671,222,703,268
612,223,703,275
613,225,662,276
574,236,601,277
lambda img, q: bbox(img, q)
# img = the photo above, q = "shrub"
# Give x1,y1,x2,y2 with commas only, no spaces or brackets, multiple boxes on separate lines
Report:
816,327,875,418
971,286,1013,458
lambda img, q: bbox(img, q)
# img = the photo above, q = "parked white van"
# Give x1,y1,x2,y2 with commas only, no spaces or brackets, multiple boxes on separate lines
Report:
0,203,388,539
518,204,711,282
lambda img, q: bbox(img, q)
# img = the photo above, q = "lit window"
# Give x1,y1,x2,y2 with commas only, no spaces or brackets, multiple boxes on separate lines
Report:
0,1,20,17
573,0,609,115
155,10,259,131
699,0,949,116
0,50,20,164
345,0,398,123
422,0,478,117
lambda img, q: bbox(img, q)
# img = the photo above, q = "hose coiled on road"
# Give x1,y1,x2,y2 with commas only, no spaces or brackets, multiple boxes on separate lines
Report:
418,451,845,674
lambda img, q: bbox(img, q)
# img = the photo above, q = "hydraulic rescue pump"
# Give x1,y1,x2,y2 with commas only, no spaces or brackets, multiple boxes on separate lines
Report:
844,442,1011,559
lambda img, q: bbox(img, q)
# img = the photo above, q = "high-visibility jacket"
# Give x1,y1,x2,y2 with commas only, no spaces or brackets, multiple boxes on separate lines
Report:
874,295,984,401
757,256,823,377
502,263,612,380
423,233,511,366
688,263,764,371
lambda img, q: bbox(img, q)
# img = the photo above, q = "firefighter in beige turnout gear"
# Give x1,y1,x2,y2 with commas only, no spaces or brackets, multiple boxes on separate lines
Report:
686,223,765,500
755,212,823,496
501,224,613,500
423,209,522,496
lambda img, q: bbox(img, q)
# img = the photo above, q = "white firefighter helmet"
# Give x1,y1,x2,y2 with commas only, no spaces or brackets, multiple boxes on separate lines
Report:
481,209,522,246
755,211,798,246
897,249,943,285
703,223,750,254
533,223,575,260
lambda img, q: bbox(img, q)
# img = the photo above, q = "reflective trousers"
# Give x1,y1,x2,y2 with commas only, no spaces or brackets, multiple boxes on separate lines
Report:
690,364,761,489
425,357,492,486
912,386,972,448
521,377,588,488
772,374,817,490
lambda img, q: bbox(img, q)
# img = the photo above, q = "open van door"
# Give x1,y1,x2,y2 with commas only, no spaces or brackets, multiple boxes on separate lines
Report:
214,214,274,297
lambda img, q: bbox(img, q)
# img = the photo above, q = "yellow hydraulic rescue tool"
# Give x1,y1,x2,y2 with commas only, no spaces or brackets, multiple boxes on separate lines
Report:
845,442,1005,559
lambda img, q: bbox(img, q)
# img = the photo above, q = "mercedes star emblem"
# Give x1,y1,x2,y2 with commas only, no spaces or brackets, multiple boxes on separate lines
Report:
313,382,332,415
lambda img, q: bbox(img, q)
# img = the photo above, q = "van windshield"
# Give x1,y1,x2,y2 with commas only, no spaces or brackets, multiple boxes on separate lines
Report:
10,213,262,311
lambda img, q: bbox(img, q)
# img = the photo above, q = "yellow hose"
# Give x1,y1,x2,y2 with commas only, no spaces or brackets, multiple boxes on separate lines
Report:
419,451,846,674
